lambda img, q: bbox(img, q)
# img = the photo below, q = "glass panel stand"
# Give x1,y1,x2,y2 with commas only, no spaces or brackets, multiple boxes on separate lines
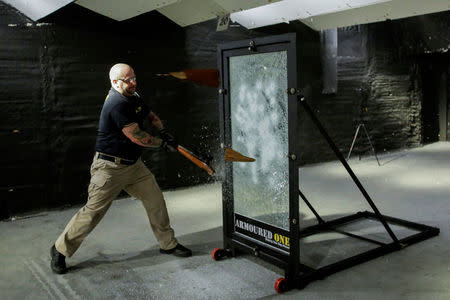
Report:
216,34,439,293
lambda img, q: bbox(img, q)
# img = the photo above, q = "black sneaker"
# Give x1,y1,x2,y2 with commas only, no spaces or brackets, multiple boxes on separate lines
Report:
160,243,192,257
50,245,67,274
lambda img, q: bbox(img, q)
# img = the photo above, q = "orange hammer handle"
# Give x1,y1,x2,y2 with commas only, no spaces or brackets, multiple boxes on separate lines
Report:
177,145,214,176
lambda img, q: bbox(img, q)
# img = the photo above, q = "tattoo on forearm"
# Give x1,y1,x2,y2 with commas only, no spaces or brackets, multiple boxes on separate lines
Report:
132,127,152,145
132,127,146,139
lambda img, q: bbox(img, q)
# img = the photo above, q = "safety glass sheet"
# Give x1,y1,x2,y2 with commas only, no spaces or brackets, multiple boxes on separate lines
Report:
229,51,289,230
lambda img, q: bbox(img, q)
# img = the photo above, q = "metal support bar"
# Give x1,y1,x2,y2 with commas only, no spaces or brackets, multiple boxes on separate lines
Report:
295,212,439,289
299,189,325,224
298,241,401,288
298,192,385,246
300,212,365,238
298,96,400,244
230,235,289,268
331,228,387,246
362,211,440,233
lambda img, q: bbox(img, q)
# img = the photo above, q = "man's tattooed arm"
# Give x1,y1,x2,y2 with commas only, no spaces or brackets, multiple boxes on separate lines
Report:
122,123,162,147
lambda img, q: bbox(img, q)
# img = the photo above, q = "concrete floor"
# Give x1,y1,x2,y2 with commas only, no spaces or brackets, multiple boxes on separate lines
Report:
0,142,449,299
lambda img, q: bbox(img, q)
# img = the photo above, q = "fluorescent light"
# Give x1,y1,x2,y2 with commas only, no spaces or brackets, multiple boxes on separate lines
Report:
230,0,308,29
3,0,73,21
230,0,392,29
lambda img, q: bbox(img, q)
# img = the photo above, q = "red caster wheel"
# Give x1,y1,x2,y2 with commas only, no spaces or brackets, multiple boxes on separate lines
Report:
212,248,227,261
274,277,288,293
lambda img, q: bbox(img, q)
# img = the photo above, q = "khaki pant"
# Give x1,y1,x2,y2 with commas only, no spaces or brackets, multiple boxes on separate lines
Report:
55,153,177,257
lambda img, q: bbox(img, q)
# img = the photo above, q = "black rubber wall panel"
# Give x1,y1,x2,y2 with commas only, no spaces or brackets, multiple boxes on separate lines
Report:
0,1,448,218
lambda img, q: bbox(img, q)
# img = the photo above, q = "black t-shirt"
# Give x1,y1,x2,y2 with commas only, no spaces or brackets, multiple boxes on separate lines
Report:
95,88,150,161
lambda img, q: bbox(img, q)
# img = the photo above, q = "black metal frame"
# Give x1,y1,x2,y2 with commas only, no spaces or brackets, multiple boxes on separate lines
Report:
217,33,439,291
294,95,439,288
218,33,300,282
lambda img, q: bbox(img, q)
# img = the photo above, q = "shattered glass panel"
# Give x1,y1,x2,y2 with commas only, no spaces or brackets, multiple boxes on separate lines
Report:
229,51,289,230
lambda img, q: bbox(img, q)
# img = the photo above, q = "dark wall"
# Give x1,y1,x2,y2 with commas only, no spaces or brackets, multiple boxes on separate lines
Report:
0,2,293,218
365,15,449,147
0,1,448,219
0,3,189,218
1,2,51,218
297,13,449,164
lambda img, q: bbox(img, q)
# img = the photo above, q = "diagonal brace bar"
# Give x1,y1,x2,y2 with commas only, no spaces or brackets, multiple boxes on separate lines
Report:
298,95,400,244
299,189,325,224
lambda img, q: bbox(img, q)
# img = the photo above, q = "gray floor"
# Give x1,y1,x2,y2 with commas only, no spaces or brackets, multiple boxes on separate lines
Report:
0,142,449,300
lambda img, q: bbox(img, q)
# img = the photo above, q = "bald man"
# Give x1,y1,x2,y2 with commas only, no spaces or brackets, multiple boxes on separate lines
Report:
50,63,191,274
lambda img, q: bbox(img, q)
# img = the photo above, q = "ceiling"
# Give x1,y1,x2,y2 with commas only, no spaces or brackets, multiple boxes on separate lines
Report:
4,0,449,31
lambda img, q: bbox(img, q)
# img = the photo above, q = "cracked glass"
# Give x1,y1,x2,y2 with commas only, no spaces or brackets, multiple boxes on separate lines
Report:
229,51,289,230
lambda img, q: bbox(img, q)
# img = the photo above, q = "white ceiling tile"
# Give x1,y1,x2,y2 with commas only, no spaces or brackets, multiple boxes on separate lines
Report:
75,0,178,21
231,0,448,31
157,0,228,27
5,0,449,32
3,0,74,21
231,0,309,29
300,0,450,30
213,0,283,13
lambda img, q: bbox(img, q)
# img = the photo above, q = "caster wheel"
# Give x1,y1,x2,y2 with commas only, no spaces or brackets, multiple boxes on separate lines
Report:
212,248,225,261
274,277,287,293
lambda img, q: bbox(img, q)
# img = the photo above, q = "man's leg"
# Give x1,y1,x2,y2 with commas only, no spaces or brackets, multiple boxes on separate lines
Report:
124,161,190,256
54,157,122,260
54,179,119,257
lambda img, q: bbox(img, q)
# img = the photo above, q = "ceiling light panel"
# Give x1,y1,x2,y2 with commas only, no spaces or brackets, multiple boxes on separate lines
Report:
75,0,178,21
298,0,391,17
157,0,228,27
230,0,392,29
213,0,283,13
300,0,449,30
230,0,309,29
3,0,74,21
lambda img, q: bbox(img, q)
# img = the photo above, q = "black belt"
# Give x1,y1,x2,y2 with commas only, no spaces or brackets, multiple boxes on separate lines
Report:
98,153,136,165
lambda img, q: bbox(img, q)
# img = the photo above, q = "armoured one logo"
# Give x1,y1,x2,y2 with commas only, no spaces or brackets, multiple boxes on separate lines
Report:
136,106,142,113
273,233,290,247
235,219,273,239
235,219,290,249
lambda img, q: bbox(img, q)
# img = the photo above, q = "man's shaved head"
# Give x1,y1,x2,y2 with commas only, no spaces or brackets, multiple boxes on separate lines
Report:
109,63,137,96
109,63,133,81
